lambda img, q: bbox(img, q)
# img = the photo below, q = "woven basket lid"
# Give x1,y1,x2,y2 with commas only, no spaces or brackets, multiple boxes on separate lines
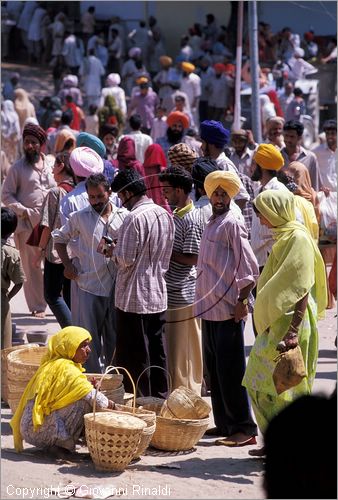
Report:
89,412,146,430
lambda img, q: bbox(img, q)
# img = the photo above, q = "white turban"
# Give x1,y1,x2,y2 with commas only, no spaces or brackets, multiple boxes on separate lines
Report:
106,73,121,86
70,147,104,178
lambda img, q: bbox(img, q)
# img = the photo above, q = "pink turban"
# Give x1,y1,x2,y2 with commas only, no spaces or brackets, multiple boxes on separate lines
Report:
106,73,121,86
69,147,104,178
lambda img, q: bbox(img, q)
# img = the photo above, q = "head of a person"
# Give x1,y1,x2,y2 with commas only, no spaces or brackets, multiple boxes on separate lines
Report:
85,173,111,214
323,119,337,149
88,48,95,57
10,72,19,86
100,124,119,152
180,35,190,47
143,143,167,169
155,105,166,118
214,63,226,78
22,123,47,165
283,120,304,149
55,129,76,154
166,111,189,143
88,6,95,14
191,157,220,199
111,169,147,210
174,95,186,112
111,28,118,39
204,171,241,216
61,109,73,126
1,207,18,239
139,81,150,95
167,143,198,173
231,129,249,155
47,326,92,364
159,55,172,69
200,120,230,158
76,132,106,158
53,151,75,184
266,117,285,142
128,47,142,60
69,146,104,182
281,27,291,39
206,13,215,25
253,189,295,228
284,81,294,96
149,15,156,28
293,87,303,98
129,114,142,131
88,104,97,116
252,144,284,182
117,136,137,166
294,47,305,59
159,166,193,206
106,73,121,87
264,393,337,499
181,62,195,78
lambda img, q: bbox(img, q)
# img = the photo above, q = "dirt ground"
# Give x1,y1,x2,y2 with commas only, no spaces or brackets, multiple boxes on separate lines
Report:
1,287,336,500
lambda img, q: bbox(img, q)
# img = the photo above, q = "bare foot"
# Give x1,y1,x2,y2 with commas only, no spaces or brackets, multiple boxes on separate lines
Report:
31,311,46,318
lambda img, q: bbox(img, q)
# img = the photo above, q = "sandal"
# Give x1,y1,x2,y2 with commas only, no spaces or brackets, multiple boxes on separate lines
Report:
31,311,46,318
215,435,257,447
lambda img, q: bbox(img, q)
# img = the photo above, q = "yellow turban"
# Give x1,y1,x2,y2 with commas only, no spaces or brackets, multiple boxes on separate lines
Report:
181,62,195,73
204,171,241,199
159,55,172,67
253,143,284,170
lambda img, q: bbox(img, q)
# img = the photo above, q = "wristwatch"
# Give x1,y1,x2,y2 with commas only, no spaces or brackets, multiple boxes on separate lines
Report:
238,297,249,306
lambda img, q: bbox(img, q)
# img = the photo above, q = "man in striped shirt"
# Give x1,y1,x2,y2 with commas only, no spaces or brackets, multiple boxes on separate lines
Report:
159,166,204,394
111,169,174,398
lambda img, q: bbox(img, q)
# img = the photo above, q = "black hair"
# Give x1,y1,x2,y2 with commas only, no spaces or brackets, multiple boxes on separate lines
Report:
293,87,303,97
283,120,304,137
111,169,146,196
100,124,119,139
140,20,146,28
323,119,337,132
159,166,193,194
55,151,76,182
65,95,73,103
129,114,142,130
1,207,18,237
88,104,97,115
88,6,95,13
191,158,219,191
61,110,73,126
85,173,110,192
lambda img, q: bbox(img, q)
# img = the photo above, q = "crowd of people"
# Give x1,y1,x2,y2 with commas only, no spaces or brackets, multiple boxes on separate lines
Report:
1,3,337,494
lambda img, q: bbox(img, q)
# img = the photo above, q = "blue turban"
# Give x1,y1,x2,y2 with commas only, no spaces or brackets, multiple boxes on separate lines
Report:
200,120,230,148
76,132,106,158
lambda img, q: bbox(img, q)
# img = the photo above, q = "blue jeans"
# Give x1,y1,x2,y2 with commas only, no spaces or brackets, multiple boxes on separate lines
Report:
44,259,72,328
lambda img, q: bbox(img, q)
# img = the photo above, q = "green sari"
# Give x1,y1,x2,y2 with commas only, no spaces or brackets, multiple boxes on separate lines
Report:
242,190,327,432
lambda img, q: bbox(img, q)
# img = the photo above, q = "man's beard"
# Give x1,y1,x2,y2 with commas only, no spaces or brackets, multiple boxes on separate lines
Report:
251,165,262,182
24,150,40,164
167,127,184,144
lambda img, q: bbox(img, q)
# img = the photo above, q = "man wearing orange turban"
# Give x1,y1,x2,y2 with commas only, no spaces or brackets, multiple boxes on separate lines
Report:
156,111,190,157
194,170,259,446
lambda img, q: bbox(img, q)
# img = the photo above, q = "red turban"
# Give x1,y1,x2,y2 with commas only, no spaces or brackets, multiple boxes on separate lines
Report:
166,111,189,129
214,63,226,73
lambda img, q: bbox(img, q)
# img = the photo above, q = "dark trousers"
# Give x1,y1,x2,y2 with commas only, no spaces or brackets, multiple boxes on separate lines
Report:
203,318,257,436
116,309,168,398
44,259,72,328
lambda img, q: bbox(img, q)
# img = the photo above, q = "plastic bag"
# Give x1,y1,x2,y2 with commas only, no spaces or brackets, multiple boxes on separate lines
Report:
317,191,337,242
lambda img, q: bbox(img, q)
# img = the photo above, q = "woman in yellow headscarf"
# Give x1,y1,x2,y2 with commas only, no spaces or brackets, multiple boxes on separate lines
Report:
10,327,116,454
242,190,327,456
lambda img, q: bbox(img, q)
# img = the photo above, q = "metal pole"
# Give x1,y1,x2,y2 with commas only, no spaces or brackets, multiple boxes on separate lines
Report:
233,1,244,130
248,0,262,143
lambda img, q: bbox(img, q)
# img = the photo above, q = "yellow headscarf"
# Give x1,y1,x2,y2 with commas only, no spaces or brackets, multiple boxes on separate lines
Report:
181,62,195,73
253,190,327,334
253,143,284,171
10,327,93,452
204,171,241,199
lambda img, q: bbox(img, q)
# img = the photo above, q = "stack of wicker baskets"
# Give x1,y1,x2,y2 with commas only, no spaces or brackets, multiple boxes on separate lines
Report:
7,346,47,413
85,373,125,404
1,344,39,404
150,386,211,451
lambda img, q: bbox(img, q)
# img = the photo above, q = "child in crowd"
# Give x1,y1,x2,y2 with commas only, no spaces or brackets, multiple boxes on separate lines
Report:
1,208,25,348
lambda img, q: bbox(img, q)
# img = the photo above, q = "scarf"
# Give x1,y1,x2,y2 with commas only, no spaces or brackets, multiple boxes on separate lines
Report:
117,137,145,177
1,100,20,139
287,161,318,207
253,190,327,335
10,327,93,452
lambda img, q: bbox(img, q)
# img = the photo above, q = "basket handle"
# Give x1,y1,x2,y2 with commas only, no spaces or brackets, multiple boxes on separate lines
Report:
93,365,136,419
135,365,172,398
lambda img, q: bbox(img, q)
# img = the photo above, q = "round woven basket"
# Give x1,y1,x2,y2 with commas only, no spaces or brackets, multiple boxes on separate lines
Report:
1,344,39,404
84,412,145,471
7,346,48,413
150,416,209,451
101,385,125,404
165,386,211,419
85,373,123,391
84,366,146,472
135,365,171,415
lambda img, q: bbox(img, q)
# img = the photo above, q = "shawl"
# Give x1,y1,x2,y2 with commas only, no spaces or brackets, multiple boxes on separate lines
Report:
117,137,145,177
98,95,124,130
14,88,36,131
143,144,170,211
1,100,20,139
10,327,93,452
55,129,76,153
286,161,318,207
253,190,327,335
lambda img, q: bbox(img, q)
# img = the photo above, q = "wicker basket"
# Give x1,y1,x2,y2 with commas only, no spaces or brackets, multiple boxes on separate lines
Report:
84,366,146,472
164,386,211,419
160,400,177,419
85,373,123,391
123,393,134,407
135,365,171,415
7,346,48,413
150,416,209,451
1,344,39,404
84,412,145,471
101,385,125,404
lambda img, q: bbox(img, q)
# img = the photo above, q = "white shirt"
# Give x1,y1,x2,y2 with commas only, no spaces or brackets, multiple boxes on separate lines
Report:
53,203,127,297
180,73,201,108
250,177,288,267
229,147,255,177
312,144,337,191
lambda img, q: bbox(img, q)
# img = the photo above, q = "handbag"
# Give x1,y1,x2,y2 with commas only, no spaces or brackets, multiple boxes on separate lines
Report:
272,345,307,395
